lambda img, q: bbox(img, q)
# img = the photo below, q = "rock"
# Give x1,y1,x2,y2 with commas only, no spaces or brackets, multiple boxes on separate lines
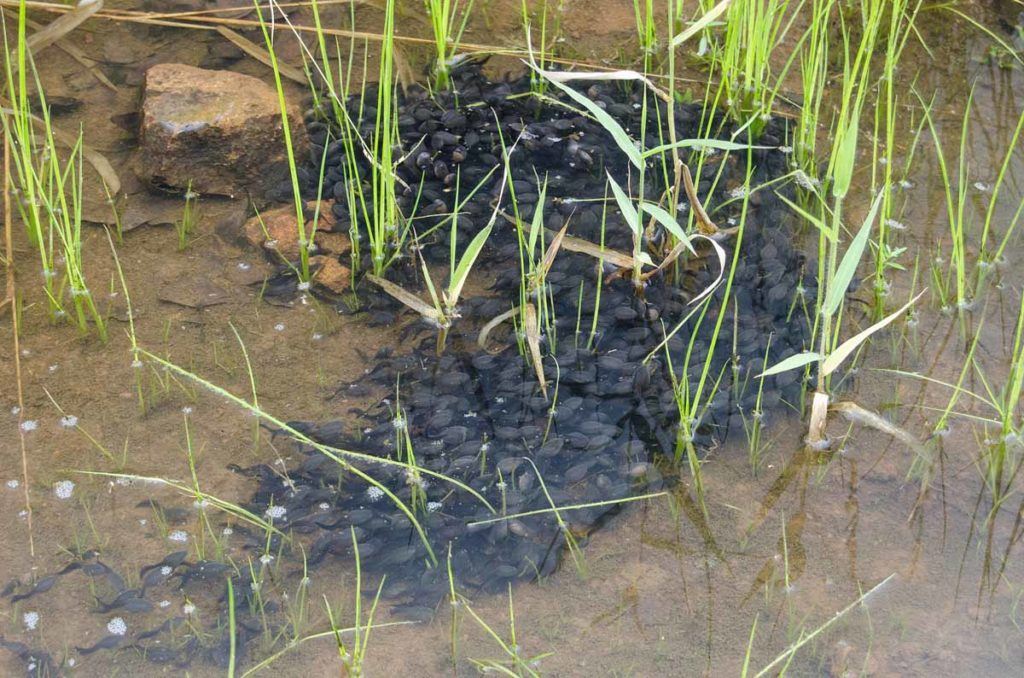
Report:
242,205,305,260
242,204,350,260
313,230,350,255
137,64,307,198
310,256,351,294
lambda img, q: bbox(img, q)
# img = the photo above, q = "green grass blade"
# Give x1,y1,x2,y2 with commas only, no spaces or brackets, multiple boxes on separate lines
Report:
823,191,882,317
759,351,821,378
606,172,639,234
530,64,642,168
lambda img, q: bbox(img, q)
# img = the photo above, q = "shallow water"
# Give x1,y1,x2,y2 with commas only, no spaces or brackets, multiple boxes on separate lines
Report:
2,1,1023,676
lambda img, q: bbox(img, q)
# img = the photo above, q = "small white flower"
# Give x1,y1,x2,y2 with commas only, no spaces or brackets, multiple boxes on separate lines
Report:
11,406,21,415
264,505,287,521
222,527,234,536
318,502,331,511
106,617,127,636
779,145,793,154
20,420,38,433
6,479,19,489
259,554,274,565
48,364,59,373
54,480,75,500
274,323,286,332
139,519,148,526
973,181,990,192
158,600,171,608
59,415,78,428
312,332,323,341
18,510,28,519
297,281,311,292
427,501,442,513
237,262,251,271
898,179,913,189
183,602,196,615
365,486,384,502
160,566,173,576
884,218,906,231
193,499,210,509
23,611,39,631
168,530,189,543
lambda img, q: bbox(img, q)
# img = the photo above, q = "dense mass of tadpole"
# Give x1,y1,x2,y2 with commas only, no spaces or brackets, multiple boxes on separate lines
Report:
2,61,816,673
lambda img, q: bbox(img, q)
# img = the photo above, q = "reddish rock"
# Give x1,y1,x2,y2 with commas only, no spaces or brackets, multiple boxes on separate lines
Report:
243,205,305,260
138,63,307,198
313,229,350,255
243,204,350,260
310,255,351,293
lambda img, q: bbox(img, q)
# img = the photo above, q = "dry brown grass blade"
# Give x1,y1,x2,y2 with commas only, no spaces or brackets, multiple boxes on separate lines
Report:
640,240,690,281
24,0,101,53
807,391,830,445
5,1,711,91
558,232,634,269
11,10,117,91
365,273,442,323
831,401,928,458
540,220,570,276
523,302,547,397
2,136,12,316
215,25,308,84
682,164,717,234
392,41,415,95
477,306,517,350
4,135,34,556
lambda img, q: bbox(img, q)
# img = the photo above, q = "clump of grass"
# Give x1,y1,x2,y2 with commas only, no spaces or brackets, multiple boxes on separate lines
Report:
446,547,551,676
918,88,1024,321
867,0,922,320
43,127,106,340
710,0,799,135
520,0,562,98
762,0,930,446
2,3,58,319
424,0,477,91
175,182,199,251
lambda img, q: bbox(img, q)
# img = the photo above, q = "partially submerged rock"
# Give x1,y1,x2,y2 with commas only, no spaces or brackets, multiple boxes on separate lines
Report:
241,203,351,293
137,63,307,198
242,203,349,261
310,255,351,294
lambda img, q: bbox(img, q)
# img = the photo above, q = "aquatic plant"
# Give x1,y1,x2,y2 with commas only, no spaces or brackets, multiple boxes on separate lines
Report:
255,0,314,284
424,0,477,91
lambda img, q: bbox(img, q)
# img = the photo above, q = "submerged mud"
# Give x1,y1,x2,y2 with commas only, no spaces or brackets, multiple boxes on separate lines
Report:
2,62,814,672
